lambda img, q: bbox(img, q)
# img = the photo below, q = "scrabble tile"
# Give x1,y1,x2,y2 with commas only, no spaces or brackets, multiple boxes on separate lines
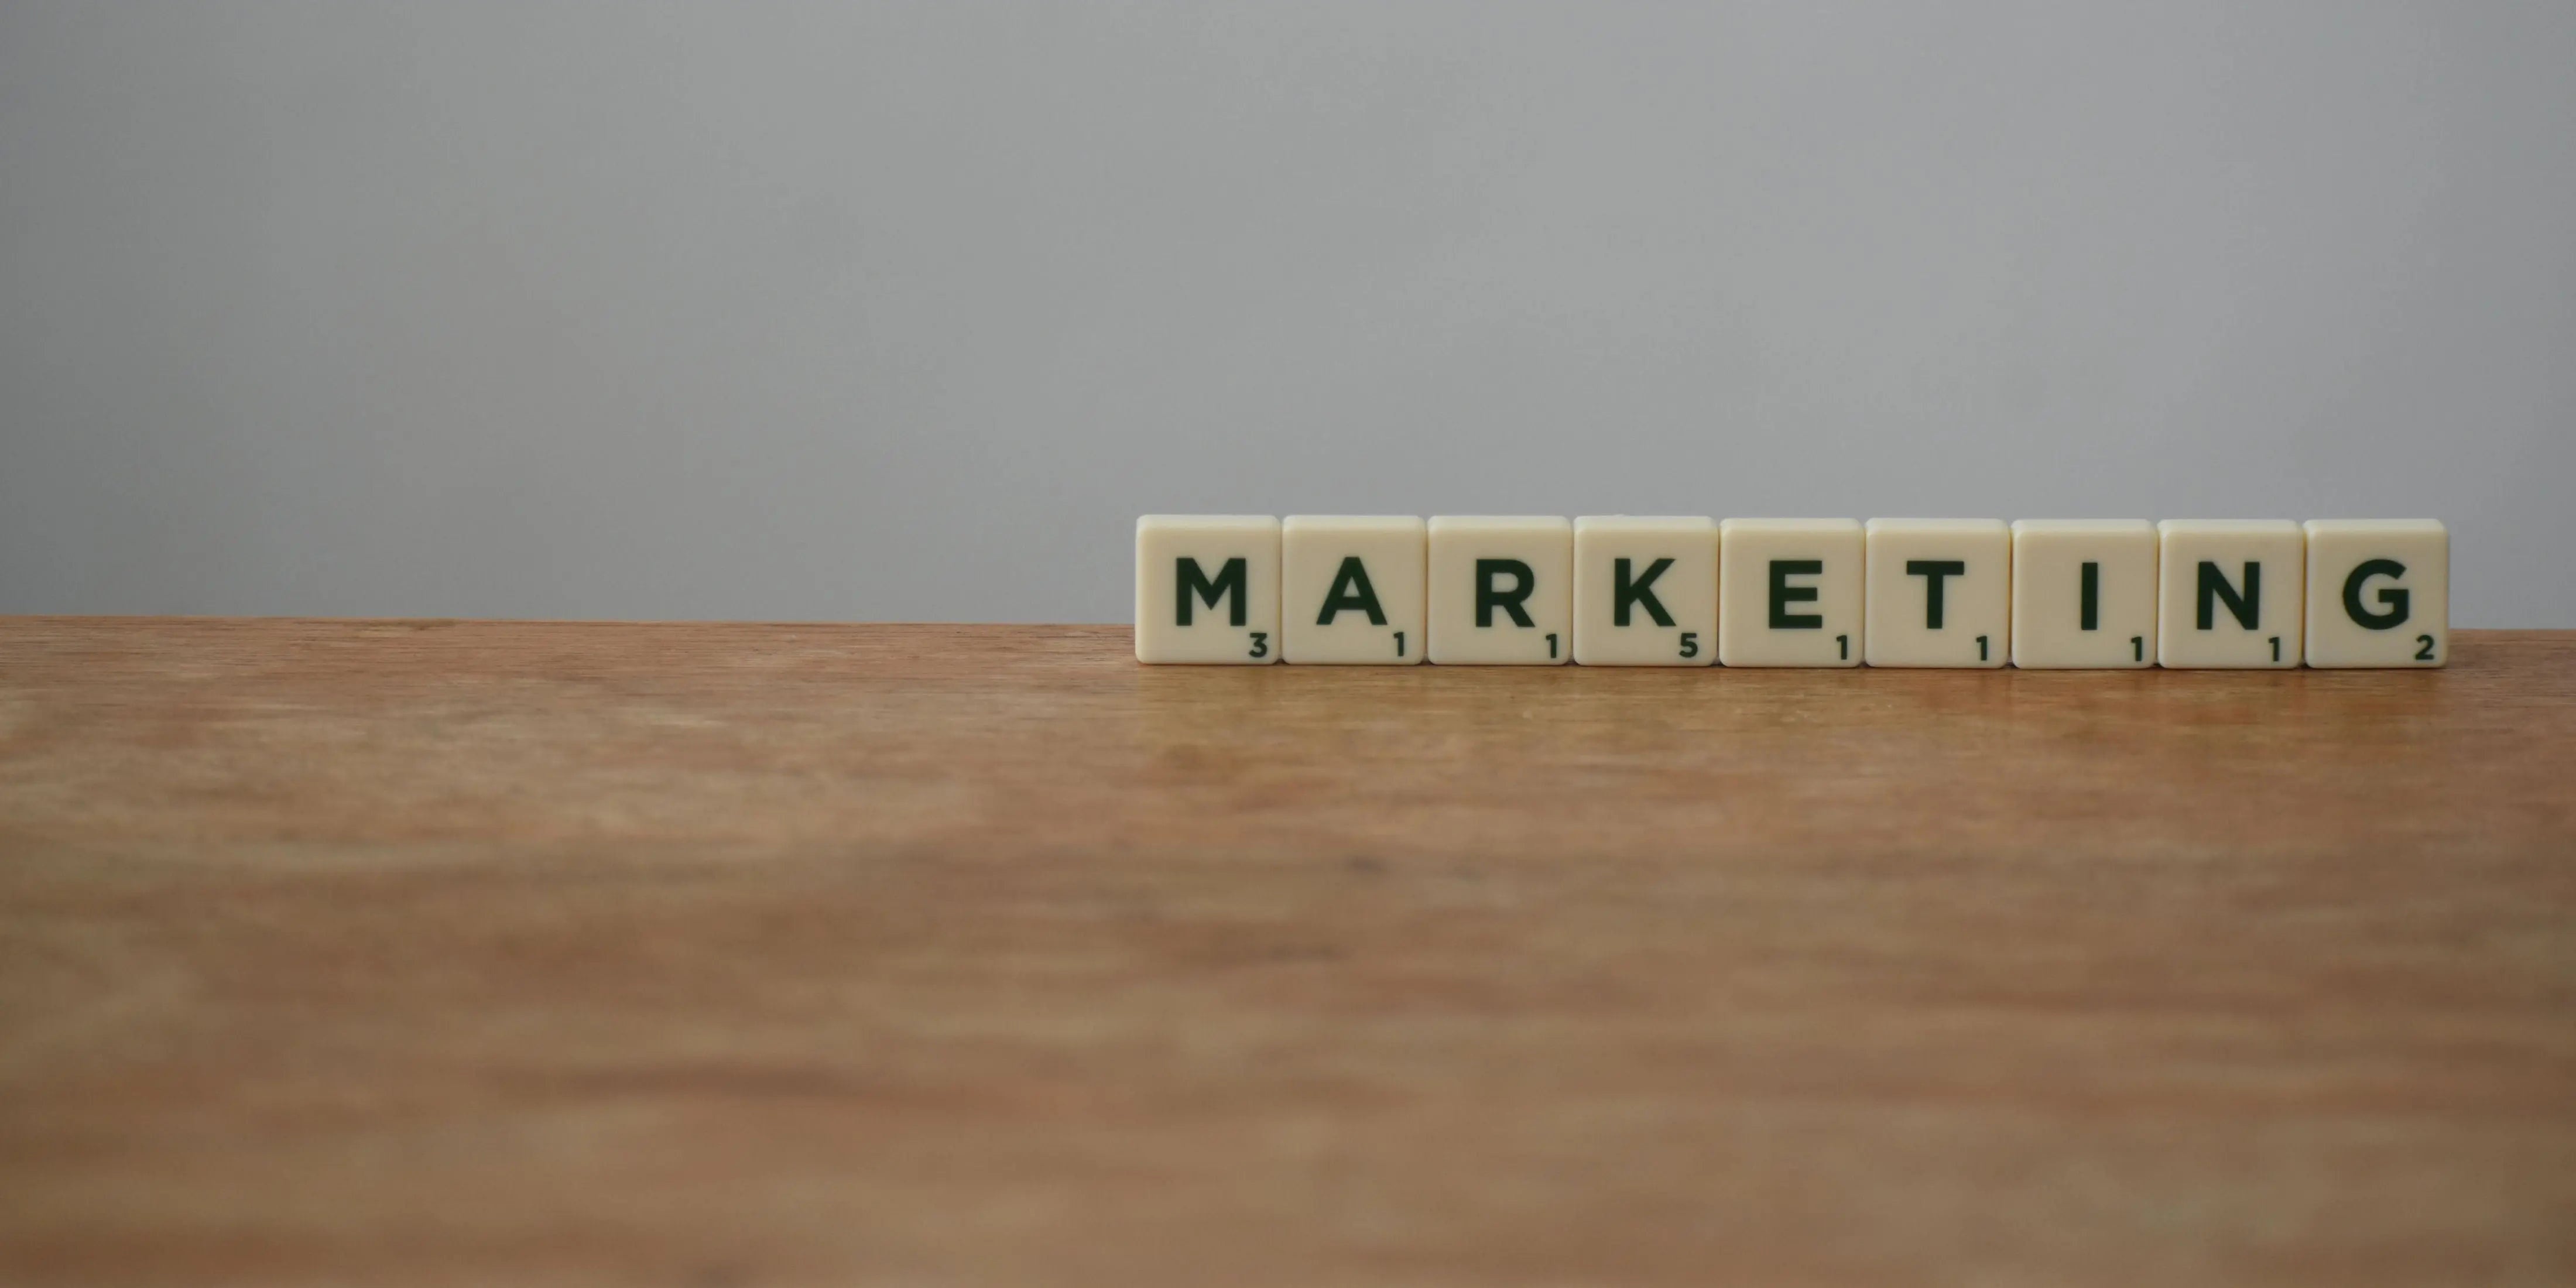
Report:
2303,519,2448,668
1134,515,1280,664
2156,520,2304,669
2010,519,2158,669
1427,516,1572,665
1864,519,2010,667
1282,516,1426,665
1716,519,1863,667
1571,517,1718,666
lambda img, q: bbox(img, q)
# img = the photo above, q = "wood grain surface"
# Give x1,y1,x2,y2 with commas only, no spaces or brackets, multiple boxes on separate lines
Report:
2,619,2572,1287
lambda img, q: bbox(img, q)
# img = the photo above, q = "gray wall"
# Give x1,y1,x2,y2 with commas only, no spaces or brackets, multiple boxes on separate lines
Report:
4,1,2571,625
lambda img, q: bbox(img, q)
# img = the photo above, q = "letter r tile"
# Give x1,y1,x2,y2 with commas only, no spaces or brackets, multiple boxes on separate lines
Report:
1427,517,1572,664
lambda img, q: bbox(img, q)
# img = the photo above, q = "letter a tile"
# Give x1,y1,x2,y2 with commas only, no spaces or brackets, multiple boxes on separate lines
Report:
1283,516,1426,664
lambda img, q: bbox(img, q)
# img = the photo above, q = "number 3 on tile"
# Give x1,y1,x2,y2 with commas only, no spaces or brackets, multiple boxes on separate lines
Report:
1248,631,1269,659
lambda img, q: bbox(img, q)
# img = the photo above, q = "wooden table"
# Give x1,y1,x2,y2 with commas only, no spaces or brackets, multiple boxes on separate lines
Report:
3,619,2572,1286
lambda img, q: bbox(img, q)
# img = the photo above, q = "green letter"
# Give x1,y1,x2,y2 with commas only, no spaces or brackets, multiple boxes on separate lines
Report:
2197,561,2259,631
1769,559,1823,629
1905,559,1966,629
1176,556,1247,627
2341,559,2409,629
2080,561,2099,631
1612,557,1676,628
1475,559,1536,628
1317,556,1387,626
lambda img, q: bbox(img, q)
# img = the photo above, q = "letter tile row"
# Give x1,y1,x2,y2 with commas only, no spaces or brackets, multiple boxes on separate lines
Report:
1135,516,2448,669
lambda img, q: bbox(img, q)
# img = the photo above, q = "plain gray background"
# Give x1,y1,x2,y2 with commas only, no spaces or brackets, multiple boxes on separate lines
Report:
4,2,2571,625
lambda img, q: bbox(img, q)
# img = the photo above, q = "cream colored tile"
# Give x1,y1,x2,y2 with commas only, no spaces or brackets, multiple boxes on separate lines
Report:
2156,520,2304,669
1133,515,1280,664
2303,519,2448,668
1281,516,1426,665
1572,517,1717,666
2010,520,2157,669
1864,519,2009,667
1716,519,1863,667
1427,516,1571,665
